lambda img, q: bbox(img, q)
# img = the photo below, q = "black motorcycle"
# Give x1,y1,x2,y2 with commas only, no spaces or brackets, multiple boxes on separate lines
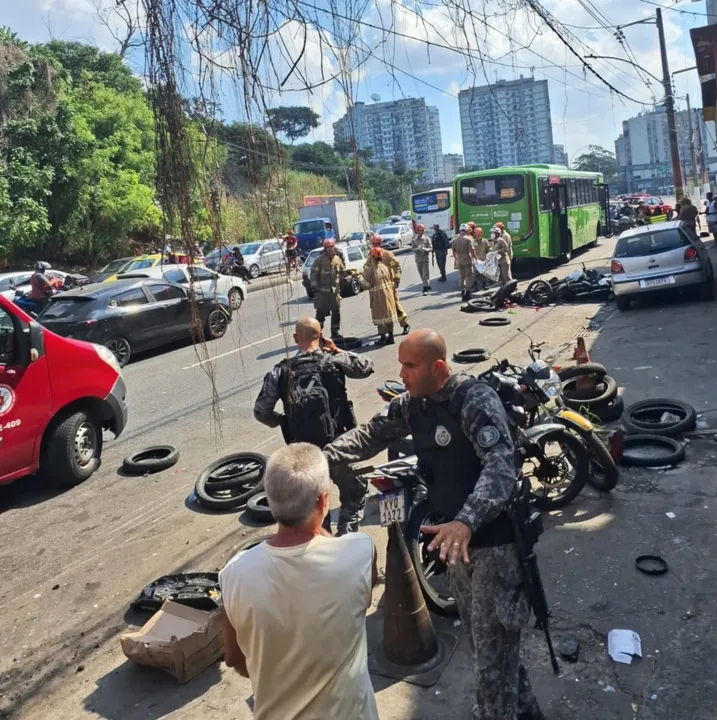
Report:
526,263,612,306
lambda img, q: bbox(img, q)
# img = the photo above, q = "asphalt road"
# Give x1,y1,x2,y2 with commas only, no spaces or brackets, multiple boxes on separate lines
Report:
0,242,621,717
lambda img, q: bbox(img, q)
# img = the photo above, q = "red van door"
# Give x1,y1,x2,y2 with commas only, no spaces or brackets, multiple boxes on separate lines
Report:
0,305,52,481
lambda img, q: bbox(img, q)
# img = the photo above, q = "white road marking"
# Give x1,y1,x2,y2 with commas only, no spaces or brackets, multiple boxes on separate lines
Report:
182,332,285,369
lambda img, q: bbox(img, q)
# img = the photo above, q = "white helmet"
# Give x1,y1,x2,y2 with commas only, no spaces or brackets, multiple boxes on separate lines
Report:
490,225,500,235
459,223,469,232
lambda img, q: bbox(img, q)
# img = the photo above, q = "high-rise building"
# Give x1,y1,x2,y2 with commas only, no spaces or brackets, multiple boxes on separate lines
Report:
458,77,555,169
443,153,464,182
553,144,569,167
615,106,717,194
333,98,444,183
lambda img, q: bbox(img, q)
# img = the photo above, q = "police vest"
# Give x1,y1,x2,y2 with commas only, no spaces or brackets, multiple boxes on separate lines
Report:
407,379,515,547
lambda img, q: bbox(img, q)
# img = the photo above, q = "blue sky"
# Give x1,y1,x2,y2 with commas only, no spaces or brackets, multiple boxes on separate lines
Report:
1,0,710,163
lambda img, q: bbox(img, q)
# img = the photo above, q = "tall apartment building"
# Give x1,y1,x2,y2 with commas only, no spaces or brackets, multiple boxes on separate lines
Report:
333,98,444,183
458,77,555,169
553,144,569,167
615,106,717,194
443,153,464,182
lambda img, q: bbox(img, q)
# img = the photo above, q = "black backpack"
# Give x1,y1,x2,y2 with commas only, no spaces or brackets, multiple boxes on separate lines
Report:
281,353,355,447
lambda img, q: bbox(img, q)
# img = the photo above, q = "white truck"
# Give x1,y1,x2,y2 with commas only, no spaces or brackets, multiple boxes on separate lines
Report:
294,200,370,255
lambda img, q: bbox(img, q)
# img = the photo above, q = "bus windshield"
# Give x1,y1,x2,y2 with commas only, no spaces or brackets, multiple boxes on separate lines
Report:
460,174,524,205
412,191,450,214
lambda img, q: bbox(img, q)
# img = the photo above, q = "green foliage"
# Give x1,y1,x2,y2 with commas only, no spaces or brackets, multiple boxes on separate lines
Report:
266,105,320,143
572,145,617,180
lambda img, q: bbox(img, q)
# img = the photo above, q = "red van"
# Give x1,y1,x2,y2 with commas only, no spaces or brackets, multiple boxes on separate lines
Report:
0,295,127,487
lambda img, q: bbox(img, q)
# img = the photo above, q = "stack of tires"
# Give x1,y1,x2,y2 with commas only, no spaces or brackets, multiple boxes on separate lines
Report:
558,363,623,422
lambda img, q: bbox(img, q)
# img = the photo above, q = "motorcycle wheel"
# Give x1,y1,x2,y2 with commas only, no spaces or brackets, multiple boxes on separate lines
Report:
585,432,619,492
523,428,589,509
403,500,458,617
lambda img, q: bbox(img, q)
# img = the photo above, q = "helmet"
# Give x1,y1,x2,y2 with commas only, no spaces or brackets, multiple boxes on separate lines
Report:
467,221,476,229
495,221,505,230
459,223,469,232
323,238,336,248
416,223,425,232
490,226,500,235
35,261,51,272
370,234,383,246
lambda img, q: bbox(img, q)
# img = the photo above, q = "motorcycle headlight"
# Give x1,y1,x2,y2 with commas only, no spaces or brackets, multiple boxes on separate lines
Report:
535,370,561,399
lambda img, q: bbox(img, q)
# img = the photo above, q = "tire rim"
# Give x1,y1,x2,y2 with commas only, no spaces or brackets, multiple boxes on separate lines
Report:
228,289,242,310
106,338,130,365
351,278,361,294
524,439,578,502
74,422,98,468
209,311,228,337
529,281,552,305
249,265,260,279
203,458,264,498
412,509,455,612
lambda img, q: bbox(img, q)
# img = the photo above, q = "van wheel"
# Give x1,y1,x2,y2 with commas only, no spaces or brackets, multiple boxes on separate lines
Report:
46,411,103,487
105,337,131,368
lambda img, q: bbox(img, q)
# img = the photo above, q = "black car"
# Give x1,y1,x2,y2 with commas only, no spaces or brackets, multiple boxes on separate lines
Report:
38,278,232,367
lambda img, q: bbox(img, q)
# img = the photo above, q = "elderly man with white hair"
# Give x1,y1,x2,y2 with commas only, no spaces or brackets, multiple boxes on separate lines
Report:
219,443,379,720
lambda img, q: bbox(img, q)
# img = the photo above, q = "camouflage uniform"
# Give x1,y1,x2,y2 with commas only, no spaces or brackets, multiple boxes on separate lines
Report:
324,374,542,720
254,347,374,534
310,252,344,336
382,249,409,330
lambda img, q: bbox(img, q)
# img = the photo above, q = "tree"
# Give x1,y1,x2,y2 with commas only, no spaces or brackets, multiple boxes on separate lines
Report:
572,145,618,180
265,106,319,143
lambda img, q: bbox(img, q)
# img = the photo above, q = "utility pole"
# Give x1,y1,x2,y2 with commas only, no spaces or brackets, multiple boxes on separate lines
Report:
686,94,700,189
695,108,709,185
656,8,684,199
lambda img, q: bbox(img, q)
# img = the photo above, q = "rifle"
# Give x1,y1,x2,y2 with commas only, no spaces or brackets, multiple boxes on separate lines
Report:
506,477,560,674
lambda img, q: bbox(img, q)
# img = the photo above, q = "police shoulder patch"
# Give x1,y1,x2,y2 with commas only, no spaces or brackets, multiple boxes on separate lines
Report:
477,425,500,449
435,425,452,447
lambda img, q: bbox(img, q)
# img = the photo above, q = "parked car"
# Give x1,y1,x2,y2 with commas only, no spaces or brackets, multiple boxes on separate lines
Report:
103,252,199,282
301,241,369,299
117,263,245,311
37,278,232,367
341,231,367,243
230,240,285,279
12,269,89,299
0,272,34,301
610,221,714,311
88,257,134,284
376,223,413,250
0,294,127,487
205,244,239,271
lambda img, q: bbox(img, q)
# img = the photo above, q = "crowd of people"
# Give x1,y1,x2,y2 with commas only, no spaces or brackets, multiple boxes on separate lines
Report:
218,319,545,719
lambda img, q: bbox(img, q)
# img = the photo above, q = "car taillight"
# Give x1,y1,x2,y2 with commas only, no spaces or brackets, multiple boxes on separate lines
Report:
610,260,623,273
370,477,399,493
685,246,698,261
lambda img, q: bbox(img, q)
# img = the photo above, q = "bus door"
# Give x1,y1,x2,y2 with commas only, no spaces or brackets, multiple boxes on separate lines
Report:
549,183,570,256
598,183,610,233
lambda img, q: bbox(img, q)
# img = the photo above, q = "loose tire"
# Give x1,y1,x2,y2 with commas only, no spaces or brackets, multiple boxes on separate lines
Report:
621,435,685,467
246,492,275,523
45,410,103,487
526,279,555,306
479,316,511,327
523,428,589,510
347,276,362,296
227,288,243,310
585,432,619,491
404,500,458,616
560,375,618,410
621,398,696,437
206,309,229,339
123,445,179,474
194,453,267,510
333,335,362,350
592,395,624,423
249,264,261,279
453,348,490,364
105,337,132,368
465,299,495,313
557,363,607,381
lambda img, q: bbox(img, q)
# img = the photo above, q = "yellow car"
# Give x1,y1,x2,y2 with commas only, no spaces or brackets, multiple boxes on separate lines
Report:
103,252,203,282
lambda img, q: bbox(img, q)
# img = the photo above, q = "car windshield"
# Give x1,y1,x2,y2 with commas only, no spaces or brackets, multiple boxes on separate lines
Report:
342,232,364,241
123,258,155,271
378,226,399,235
240,243,261,255
101,259,131,273
303,250,322,270
614,228,690,258
294,220,325,234
40,297,93,319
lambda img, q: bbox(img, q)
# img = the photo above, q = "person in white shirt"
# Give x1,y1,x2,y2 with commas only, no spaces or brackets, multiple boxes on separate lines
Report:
705,192,717,240
219,443,379,720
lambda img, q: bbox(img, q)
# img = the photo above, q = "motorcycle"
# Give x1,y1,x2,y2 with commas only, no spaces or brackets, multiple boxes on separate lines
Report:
526,263,612,306
219,256,252,283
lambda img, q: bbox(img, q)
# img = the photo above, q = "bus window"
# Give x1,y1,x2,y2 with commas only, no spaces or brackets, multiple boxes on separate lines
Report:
538,178,550,211
460,175,524,205
568,179,577,207
412,191,450,213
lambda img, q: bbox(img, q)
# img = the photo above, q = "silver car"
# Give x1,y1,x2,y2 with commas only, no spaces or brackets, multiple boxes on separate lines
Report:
377,223,412,250
610,220,714,311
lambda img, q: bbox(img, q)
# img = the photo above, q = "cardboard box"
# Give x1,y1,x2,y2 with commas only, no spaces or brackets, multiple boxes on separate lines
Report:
120,600,223,683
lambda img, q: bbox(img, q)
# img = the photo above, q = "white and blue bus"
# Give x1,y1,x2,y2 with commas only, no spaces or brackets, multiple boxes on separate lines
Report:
411,187,455,239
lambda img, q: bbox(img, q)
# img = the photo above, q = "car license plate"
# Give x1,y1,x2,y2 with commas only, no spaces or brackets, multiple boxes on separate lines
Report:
639,276,674,288
378,490,406,526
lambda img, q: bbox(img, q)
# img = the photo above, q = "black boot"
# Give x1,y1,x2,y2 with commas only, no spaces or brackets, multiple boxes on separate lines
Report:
386,332,395,345
402,324,410,335
438,274,447,282
375,334,387,346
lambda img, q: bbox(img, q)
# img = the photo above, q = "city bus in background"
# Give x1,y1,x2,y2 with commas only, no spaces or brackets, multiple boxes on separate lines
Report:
453,165,609,261
411,187,455,239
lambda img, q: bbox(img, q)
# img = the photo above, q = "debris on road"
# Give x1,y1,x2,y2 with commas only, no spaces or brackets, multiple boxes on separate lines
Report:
559,638,580,663
608,629,642,665
131,572,220,612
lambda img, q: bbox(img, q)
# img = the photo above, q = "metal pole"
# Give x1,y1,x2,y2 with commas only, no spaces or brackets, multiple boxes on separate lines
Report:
656,8,684,199
686,94,699,189
695,107,709,185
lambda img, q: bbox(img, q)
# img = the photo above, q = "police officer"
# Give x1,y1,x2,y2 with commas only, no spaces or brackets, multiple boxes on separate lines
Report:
310,238,344,337
431,223,450,282
254,317,374,534
324,328,544,720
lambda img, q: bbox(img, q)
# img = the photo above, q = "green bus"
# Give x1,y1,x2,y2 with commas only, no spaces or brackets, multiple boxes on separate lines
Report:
453,165,609,260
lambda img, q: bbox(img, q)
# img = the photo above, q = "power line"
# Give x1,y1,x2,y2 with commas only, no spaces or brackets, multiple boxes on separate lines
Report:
639,0,717,18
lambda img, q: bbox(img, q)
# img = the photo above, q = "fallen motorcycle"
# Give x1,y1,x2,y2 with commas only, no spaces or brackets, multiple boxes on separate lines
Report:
526,263,612,306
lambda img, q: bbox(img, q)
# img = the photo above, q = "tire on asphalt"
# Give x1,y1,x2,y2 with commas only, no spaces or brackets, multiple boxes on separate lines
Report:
194,452,267,510
246,492,275,523
621,435,685,467
206,308,229,339
556,363,608,381
465,299,495,313
453,348,490,364
333,335,362,350
621,398,697,437
104,337,132,368
479,317,511,327
592,395,625,423
560,375,618,410
123,445,179,474
585,432,619,491
45,410,103,487
526,279,555,306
